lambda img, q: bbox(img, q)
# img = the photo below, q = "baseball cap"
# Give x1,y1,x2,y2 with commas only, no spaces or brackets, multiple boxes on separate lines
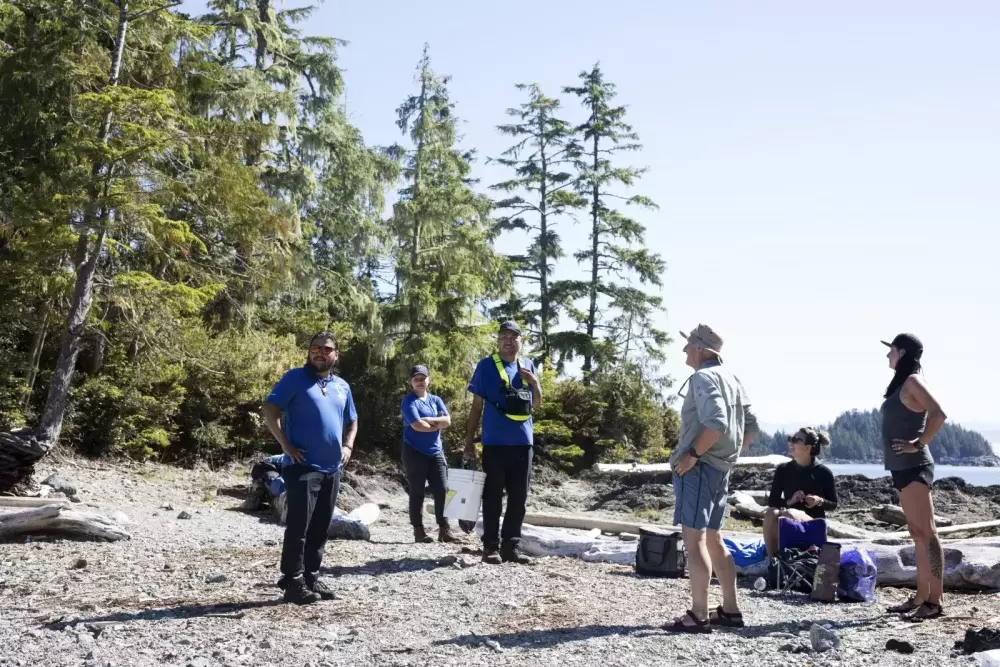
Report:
680,324,723,355
881,333,923,359
409,364,430,378
499,321,522,336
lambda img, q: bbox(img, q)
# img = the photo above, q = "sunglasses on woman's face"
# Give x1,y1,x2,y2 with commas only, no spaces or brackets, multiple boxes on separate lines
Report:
788,435,805,444
310,345,335,355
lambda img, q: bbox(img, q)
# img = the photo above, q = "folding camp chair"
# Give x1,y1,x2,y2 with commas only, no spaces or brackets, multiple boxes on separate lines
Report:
769,517,828,594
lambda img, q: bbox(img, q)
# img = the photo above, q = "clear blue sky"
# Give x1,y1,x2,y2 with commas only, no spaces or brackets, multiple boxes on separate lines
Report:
182,0,999,431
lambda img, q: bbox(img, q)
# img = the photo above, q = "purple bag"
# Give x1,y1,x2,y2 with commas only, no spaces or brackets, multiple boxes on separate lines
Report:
837,548,877,602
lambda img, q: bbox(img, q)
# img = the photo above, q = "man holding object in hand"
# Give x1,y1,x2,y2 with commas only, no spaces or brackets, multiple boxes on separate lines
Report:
465,321,541,565
262,332,358,605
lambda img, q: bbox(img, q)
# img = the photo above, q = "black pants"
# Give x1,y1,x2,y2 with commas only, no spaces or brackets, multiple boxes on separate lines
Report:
401,445,449,528
280,465,341,580
481,445,533,550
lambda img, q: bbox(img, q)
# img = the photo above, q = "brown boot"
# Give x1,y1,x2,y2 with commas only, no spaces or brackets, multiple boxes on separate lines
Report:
438,526,460,543
413,526,434,543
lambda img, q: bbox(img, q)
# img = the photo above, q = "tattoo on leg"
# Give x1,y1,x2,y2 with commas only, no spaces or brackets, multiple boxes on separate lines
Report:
928,535,943,580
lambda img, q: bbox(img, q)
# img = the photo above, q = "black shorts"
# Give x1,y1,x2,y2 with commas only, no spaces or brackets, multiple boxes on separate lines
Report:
891,464,934,491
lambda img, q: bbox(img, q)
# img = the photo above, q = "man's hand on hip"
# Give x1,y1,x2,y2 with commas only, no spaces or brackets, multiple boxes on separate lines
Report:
281,441,306,464
673,452,698,477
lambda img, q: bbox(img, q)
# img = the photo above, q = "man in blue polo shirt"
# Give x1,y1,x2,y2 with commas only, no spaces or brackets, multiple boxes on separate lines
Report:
464,321,542,565
400,364,458,544
262,332,358,605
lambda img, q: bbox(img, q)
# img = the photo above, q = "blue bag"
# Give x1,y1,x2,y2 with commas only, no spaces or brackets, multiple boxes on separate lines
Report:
837,548,877,602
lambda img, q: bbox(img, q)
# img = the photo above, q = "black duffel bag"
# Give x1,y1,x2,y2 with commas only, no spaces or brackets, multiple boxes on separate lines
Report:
635,527,686,578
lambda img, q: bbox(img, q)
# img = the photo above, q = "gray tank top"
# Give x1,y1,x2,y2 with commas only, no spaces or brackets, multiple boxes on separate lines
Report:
881,386,932,471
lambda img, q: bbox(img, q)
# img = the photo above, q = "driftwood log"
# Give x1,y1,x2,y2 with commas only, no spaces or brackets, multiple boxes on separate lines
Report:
0,497,70,508
728,493,872,540
0,505,130,542
0,428,54,494
871,504,953,528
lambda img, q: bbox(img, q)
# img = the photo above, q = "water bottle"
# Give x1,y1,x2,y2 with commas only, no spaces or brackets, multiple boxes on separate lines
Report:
753,577,767,592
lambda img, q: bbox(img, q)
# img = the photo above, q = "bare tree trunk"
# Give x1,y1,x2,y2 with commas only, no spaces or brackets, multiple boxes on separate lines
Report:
582,130,600,386
0,2,129,492
20,303,50,410
537,111,550,365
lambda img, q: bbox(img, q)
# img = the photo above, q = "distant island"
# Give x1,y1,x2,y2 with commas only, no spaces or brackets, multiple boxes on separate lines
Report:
745,409,999,467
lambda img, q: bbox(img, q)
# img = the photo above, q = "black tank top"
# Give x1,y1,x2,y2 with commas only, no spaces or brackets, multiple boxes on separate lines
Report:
880,385,932,472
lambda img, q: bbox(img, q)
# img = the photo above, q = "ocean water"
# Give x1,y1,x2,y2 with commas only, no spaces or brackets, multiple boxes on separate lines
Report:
827,463,1000,487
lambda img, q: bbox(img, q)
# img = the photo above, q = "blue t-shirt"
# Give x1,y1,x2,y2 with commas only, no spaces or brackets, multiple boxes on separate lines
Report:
468,355,535,447
265,366,358,473
401,392,449,456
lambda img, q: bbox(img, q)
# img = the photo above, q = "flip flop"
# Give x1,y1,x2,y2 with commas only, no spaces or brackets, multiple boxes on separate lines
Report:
663,610,712,634
709,605,745,628
907,601,945,622
887,596,919,614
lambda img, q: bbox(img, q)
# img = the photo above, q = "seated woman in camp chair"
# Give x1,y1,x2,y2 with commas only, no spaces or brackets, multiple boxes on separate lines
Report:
764,428,838,558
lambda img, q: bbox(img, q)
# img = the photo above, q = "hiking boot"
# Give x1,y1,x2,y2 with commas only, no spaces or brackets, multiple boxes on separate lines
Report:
282,576,320,605
413,526,434,543
501,543,534,565
276,575,289,590
482,546,502,565
305,574,338,601
438,526,461,543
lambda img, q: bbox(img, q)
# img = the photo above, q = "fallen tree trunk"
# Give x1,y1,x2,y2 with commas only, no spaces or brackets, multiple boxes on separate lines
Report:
0,497,70,508
872,504,953,528
426,503,676,536
885,519,1000,540
0,505,130,542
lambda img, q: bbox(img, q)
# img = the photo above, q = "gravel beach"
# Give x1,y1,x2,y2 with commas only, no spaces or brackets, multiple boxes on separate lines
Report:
0,456,996,667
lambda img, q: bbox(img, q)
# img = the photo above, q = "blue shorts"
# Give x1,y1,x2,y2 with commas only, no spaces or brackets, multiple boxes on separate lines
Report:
673,461,730,531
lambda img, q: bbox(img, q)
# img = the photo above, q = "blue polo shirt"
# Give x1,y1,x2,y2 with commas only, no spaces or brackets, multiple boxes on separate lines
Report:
468,355,535,447
401,392,448,456
265,366,358,473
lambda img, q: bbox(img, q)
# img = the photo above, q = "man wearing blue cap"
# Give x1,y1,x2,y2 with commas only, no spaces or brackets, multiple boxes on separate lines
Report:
465,321,542,564
401,364,458,544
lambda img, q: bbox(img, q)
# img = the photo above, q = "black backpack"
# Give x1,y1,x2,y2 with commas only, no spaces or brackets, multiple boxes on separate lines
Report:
635,527,686,578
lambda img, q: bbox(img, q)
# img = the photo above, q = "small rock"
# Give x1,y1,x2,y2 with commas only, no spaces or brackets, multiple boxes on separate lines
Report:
205,573,227,584
186,658,211,667
84,651,95,660
264,539,277,546
769,632,797,639
72,558,88,570
437,555,458,567
886,639,915,655
778,644,795,653
260,639,274,649
501,601,519,610
458,556,477,568
483,639,502,653
110,510,130,525
810,624,839,653
70,496,82,503
177,511,193,520
178,638,192,646
42,473,77,496
465,577,477,585
161,503,175,511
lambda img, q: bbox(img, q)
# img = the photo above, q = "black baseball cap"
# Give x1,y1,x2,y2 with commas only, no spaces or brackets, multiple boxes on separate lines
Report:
499,321,522,336
409,364,430,378
881,333,923,359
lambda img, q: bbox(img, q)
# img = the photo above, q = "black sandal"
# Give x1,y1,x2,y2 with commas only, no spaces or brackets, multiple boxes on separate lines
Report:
663,610,712,634
887,596,919,614
907,601,944,621
709,605,745,628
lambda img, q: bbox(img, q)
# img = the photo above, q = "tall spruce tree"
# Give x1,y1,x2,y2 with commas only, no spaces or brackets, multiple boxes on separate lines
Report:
565,64,665,384
387,47,509,369
491,84,585,366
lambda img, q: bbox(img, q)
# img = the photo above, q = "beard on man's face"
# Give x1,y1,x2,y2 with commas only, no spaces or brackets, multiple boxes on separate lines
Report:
307,353,335,373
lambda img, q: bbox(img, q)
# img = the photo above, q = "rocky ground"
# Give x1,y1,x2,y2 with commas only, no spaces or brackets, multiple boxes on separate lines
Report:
1,455,998,667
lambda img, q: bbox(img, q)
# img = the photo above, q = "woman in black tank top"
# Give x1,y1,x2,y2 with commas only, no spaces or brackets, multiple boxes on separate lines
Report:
880,333,948,620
